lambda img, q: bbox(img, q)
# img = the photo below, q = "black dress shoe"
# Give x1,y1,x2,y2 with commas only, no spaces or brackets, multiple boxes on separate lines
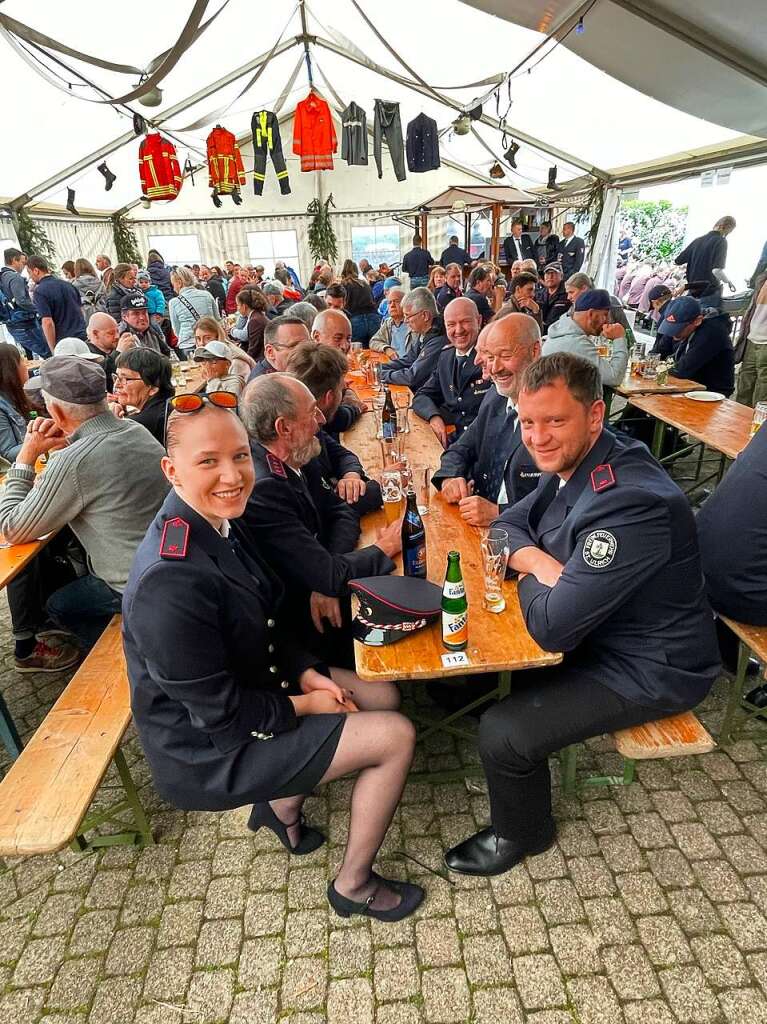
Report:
745,683,767,708
247,802,325,855
444,824,557,876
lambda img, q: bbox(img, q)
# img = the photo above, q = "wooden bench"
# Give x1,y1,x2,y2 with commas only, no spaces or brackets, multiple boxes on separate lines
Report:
718,616,767,745
0,616,153,856
560,711,716,796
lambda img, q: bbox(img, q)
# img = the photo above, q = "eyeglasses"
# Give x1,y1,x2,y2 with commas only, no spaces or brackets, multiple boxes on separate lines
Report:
163,391,239,447
114,372,143,386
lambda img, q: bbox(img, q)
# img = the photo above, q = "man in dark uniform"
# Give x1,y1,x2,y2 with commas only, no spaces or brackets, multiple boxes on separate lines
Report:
236,374,401,667
401,234,434,288
310,309,367,435
539,264,570,333
439,235,471,269
656,296,735,395
502,220,535,266
413,297,492,447
558,222,586,277
247,316,310,381
286,341,382,517
445,352,720,876
379,288,447,392
533,223,560,274
432,312,541,525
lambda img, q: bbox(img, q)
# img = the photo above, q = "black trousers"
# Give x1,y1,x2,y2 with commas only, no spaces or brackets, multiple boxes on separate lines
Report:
252,116,291,196
479,663,665,842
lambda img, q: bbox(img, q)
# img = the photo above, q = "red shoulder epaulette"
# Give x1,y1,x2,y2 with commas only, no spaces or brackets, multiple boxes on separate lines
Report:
160,517,189,559
266,452,287,479
590,464,616,493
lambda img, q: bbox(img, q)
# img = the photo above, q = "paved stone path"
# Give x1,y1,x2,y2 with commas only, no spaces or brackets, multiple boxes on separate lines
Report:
0,441,765,1023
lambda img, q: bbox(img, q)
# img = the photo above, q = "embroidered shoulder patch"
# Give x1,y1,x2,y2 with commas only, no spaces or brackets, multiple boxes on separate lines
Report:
266,452,287,479
160,517,189,560
582,530,617,568
590,464,616,493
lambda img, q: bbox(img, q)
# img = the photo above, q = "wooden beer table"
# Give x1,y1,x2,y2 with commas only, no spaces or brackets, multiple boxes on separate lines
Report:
628,393,754,461
613,374,701,398
343,408,562,754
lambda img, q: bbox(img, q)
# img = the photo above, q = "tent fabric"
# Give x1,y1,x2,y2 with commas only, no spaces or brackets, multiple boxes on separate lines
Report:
0,0,752,218
460,0,767,139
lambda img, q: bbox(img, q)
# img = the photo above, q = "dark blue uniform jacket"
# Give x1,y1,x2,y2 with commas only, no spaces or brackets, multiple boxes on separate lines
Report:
412,345,492,441
432,387,541,506
494,430,720,713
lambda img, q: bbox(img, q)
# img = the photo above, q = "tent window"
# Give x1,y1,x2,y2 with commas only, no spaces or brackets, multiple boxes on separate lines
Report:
352,225,401,270
246,230,298,277
148,234,201,265
446,216,490,260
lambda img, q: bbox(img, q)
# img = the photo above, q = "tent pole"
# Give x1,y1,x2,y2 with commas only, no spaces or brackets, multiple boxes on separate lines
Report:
490,203,501,265
8,35,301,210
311,35,609,181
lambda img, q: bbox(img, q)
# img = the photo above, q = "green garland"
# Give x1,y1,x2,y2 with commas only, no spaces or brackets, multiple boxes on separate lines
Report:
15,209,56,263
111,212,143,266
306,193,338,264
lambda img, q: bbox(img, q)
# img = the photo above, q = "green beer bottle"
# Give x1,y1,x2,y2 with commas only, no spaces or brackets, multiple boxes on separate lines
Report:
441,551,468,651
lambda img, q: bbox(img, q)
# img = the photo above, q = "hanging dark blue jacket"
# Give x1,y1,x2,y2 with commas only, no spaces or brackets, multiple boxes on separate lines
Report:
406,113,440,173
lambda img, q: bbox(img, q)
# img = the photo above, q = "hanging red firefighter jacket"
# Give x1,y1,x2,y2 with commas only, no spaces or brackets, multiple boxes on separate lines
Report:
139,133,182,201
292,92,337,171
207,126,246,196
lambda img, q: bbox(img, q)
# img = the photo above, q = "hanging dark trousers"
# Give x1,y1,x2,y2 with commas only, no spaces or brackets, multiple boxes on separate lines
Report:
251,110,291,196
373,100,406,182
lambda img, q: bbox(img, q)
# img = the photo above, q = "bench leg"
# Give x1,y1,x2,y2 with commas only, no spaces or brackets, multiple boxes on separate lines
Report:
720,640,750,746
560,745,578,797
0,691,22,760
71,748,154,852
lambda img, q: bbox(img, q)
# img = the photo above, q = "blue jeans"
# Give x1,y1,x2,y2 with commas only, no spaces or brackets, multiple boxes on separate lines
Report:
46,574,122,650
409,276,429,288
350,312,382,344
7,319,51,359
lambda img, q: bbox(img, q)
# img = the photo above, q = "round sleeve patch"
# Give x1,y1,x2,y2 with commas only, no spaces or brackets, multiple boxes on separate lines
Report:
582,530,617,568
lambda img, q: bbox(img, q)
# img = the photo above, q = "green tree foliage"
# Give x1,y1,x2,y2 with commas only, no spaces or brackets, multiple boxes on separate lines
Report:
15,209,56,263
307,194,338,264
111,212,142,266
621,199,688,261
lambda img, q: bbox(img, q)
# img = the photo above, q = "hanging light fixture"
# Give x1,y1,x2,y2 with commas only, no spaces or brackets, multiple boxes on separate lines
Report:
134,74,163,107
450,199,467,213
452,114,471,136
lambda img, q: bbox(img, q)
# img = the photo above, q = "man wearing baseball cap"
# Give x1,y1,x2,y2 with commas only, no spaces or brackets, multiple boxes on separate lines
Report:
193,341,243,397
539,263,570,332
542,289,628,385
0,358,168,650
119,292,171,357
656,296,734,395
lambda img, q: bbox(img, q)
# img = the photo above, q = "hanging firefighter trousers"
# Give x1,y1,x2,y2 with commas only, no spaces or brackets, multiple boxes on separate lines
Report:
251,112,291,196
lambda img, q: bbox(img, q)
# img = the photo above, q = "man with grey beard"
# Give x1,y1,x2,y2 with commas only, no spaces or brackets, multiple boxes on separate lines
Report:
235,374,401,667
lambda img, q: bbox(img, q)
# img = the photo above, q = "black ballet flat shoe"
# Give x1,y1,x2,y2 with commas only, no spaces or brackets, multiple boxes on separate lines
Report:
745,683,767,708
444,824,557,876
328,877,425,921
247,802,325,855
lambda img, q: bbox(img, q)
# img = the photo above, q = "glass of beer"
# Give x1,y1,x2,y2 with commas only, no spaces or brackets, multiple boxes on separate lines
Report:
751,401,767,437
416,466,432,516
366,361,381,390
350,341,363,371
480,528,510,613
596,338,611,359
381,469,403,524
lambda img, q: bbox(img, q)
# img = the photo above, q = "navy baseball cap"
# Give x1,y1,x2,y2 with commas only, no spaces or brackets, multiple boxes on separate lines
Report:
658,296,702,337
573,289,612,312
648,284,672,304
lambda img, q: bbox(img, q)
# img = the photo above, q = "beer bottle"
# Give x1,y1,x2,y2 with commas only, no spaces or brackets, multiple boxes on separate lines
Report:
441,551,468,651
381,386,397,440
401,486,427,578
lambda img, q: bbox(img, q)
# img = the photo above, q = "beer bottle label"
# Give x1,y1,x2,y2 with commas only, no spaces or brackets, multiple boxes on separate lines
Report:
443,581,465,599
404,542,427,578
442,610,468,647
382,419,395,440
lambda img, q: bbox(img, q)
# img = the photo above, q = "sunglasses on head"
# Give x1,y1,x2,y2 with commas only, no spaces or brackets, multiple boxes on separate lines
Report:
163,391,239,447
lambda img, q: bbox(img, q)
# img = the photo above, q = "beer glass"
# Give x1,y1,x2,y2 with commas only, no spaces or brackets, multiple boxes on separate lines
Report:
366,361,381,390
350,341,363,371
596,338,611,359
416,466,432,516
751,402,767,437
642,355,659,380
381,469,403,524
480,528,510,613
394,395,411,434
380,437,404,470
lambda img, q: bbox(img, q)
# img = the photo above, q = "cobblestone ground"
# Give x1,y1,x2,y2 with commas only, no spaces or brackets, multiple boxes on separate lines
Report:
0,445,765,1023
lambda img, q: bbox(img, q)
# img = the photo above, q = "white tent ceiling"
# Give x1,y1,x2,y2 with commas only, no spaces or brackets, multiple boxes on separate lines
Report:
462,0,767,139
0,0,754,217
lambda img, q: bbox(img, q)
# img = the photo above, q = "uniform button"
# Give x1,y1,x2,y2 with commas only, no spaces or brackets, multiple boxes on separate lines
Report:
281,680,289,689
457,397,462,403
267,619,275,628
269,665,278,674
268,644,275,654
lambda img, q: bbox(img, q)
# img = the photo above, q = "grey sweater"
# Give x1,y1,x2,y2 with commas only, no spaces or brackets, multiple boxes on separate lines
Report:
0,413,168,592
